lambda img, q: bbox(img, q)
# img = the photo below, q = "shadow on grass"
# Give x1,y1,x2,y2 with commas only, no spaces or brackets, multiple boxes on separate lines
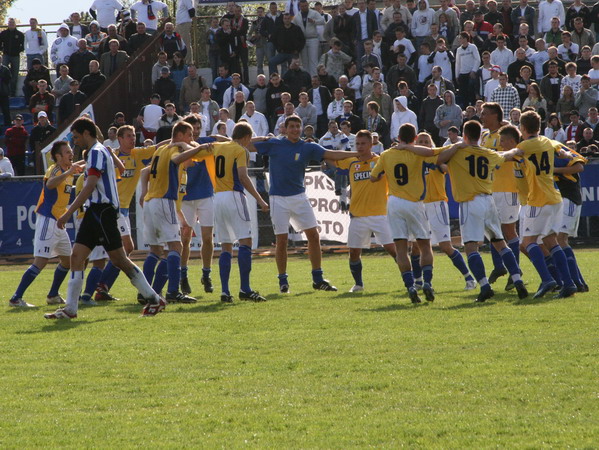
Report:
333,291,386,299
361,302,424,312
16,318,118,334
167,302,236,313
513,294,561,306
443,300,495,310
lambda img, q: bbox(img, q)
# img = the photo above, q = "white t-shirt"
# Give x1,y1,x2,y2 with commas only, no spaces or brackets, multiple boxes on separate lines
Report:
176,0,194,25
131,0,168,30
90,0,124,29
140,104,165,130
588,68,599,81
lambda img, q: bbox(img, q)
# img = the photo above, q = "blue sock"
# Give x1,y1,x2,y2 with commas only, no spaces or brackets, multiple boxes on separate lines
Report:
181,266,188,278
562,246,583,285
545,256,562,286
238,245,252,293
166,250,181,294
411,254,422,280
349,260,363,286
422,264,433,284
219,252,232,294
550,245,573,287
401,270,414,289
499,247,521,281
449,250,472,279
526,244,553,284
83,266,103,296
508,237,520,264
99,261,121,290
14,265,41,299
152,259,168,293
202,267,211,279
47,264,68,297
143,253,160,285
312,268,324,283
278,273,288,287
490,244,505,271
467,252,489,287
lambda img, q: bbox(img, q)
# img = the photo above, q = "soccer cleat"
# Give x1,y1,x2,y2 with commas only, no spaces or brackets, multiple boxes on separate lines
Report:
577,282,589,293
46,295,65,305
349,284,364,293
239,290,267,302
79,295,98,306
465,279,477,291
514,280,529,299
44,308,77,319
180,277,192,295
201,276,214,293
313,280,338,291
422,283,435,302
166,291,197,304
408,287,422,304
475,287,495,303
414,280,424,291
554,284,577,299
94,288,119,302
505,277,514,291
279,284,290,294
220,292,234,303
137,293,146,305
488,267,508,284
533,280,558,299
9,298,35,308
141,298,167,317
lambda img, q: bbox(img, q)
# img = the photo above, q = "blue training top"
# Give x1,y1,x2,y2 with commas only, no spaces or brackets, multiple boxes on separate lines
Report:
183,137,217,201
255,138,326,196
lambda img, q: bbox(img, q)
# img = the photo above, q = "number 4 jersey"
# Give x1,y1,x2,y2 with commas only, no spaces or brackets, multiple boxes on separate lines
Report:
516,136,562,207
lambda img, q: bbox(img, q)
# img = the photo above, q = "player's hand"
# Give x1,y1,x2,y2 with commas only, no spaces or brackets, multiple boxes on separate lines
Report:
259,200,269,212
56,212,71,229
69,161,85,174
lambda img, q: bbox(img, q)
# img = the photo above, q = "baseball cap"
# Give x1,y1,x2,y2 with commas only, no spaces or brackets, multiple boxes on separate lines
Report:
490,65,501,72
0,148,4,156
372,132,379,137
38,111,48,118
15,114,23,120
161,66,170,73
32,58,41,65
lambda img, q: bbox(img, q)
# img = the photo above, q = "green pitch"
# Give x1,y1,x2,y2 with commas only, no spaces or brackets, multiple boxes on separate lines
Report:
1,251,598,447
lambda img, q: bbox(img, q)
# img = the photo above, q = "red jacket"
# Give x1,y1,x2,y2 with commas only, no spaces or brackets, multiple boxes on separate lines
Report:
4,126,29,156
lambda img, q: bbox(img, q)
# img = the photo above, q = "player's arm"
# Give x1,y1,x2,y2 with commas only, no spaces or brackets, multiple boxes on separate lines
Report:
139,166,150,207
246,135,271,152
553,161,584,174
211,134,231,142
57,175,99,229
370,157,384,182
237,166,269,212
436,143,467,164
46,162,85,189
107,147,126,174
323,149,359,160
498,148,524,161
171,142,212,165
392,142,435,156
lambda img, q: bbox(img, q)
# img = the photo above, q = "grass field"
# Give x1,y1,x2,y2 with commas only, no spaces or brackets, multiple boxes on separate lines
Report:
1,250,598,447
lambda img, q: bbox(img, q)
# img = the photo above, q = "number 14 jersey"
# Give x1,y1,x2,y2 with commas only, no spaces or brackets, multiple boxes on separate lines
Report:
516,136,562,207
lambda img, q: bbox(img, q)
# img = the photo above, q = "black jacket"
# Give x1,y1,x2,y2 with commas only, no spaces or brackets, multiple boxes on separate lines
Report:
129,32,151,54
80,71,107,97
335,113,364,133
153,77,177,104
0,29,25,56
0,64,11,96
308,86,332,116
510,5,535,35
282,68,312,103
68,50,95,81
271,24,305,54
58,91,88,123
351,9,378,41
69,24,90,39
29,124,56,151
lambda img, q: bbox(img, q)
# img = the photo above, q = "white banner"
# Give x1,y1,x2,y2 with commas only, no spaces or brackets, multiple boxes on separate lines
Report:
304,172,350,243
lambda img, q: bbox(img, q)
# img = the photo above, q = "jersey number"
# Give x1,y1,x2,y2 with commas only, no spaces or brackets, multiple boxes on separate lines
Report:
466,155,489,179
215,155,225,178
150,156,159,178
394,163,408,186
528,151,550,175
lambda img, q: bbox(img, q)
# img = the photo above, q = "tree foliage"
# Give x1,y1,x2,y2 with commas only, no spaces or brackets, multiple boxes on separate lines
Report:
0,0,17,24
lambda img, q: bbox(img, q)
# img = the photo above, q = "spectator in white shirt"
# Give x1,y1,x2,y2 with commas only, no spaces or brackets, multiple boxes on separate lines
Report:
562,61,582,95
327,87,345,120
529,38,549,81
484,65,502,101
211,108,236,136
240,101,270,136
24,18,48,69
89,0,124,30
455,32,481,108
558,31,579,62
490,34,515,73
538,0,566,35
0,148,14,178
130,0,169,34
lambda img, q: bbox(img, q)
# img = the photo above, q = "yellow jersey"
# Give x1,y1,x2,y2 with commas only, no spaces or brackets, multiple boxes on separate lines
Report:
35,164,74,220
516,136,562,207
336,155,388,217
116,145,156,209
213,141,248,193
74,174,86,219
513,159,529,206
481,129,518,193
370,148,440,202
177,166,188,211
446,145,505,203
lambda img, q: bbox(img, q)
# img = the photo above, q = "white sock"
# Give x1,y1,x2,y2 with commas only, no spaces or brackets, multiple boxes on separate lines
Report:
128,265,159,303
66,271,85,313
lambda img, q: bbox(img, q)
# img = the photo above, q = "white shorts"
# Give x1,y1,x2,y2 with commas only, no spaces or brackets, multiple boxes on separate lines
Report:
143,198,181,246
459,194,503,243
559,198,581,237
180,197,214,228
74,216,106,261
347,215,393,248
33,214,71,259
214,190,251,244
270,193,318,235
387,196,430,240
521,203,563,238
117,212,131,237
493,191,520,224
425,201,452,245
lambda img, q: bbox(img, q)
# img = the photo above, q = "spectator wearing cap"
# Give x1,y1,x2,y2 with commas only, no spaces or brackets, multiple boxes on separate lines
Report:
153,66,177,105
24,18,48,69
118,10,138,40
100,39,130,77
483,64,502,100
68,39,95,81
159,22,187,60
85,21,107,58
0,55,11,126
50,23,78,75
0,18,25,96
490,34,514,73
473,10,493,40
137,94,165,140
4,115,29,176
29,111,56,174
89,0,124,31
22,57,52,102
0,148,15,178
131,0,170,35
80,60,107,97
58,79,87,124
29,79,55,123
128,21,152,54
69,12,90,40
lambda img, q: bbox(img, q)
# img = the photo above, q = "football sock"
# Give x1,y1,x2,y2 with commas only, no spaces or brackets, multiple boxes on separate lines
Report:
128,265,159,303
508,237,520,264
349,259,363,286
401,271,414,289
238,245,252,293
449,250,471,279
526,244,553,284
202,267,211,279
549,245,574,287
181,266,188,279
278,273,289,287
166,251,181,294
83,266,103,297
219,251,232,295
66,270,85,313
13,264,41,299
490,244,505,271
152,259,168,294
99,261,121,291
545,255,562,286
312,268,324,284
562,246,583,285
48,264,68,298
422,264,433,285
467,252,489,287
142,253,160,285
499,247,521,282
410,254,422,280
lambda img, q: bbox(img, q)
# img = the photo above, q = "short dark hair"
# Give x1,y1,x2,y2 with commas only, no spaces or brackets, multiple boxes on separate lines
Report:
498,125,521,143
482,102,503,123
463,120,482,141
50,141,68,162
520,110,541,134
398,123,417,143
171,121,193,139
71,117,97,138
232,122,254,140
356,129,372,142
447,126,459,134
285,115,302,127
367,101,379,113
183,113,202,127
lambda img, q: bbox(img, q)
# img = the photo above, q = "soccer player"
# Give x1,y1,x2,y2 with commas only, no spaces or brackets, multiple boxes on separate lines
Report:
417,132,477,291
514,111,578,299
370,123,443,304
9,142,83,307
436,120,528,302
329,130,397,292
45,118,166,319
480,102,522,290
142,121,213,305
253,116,359,293
213,122,269,302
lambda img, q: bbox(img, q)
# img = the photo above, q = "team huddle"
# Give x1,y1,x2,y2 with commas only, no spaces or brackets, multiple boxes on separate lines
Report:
8,102,588,318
